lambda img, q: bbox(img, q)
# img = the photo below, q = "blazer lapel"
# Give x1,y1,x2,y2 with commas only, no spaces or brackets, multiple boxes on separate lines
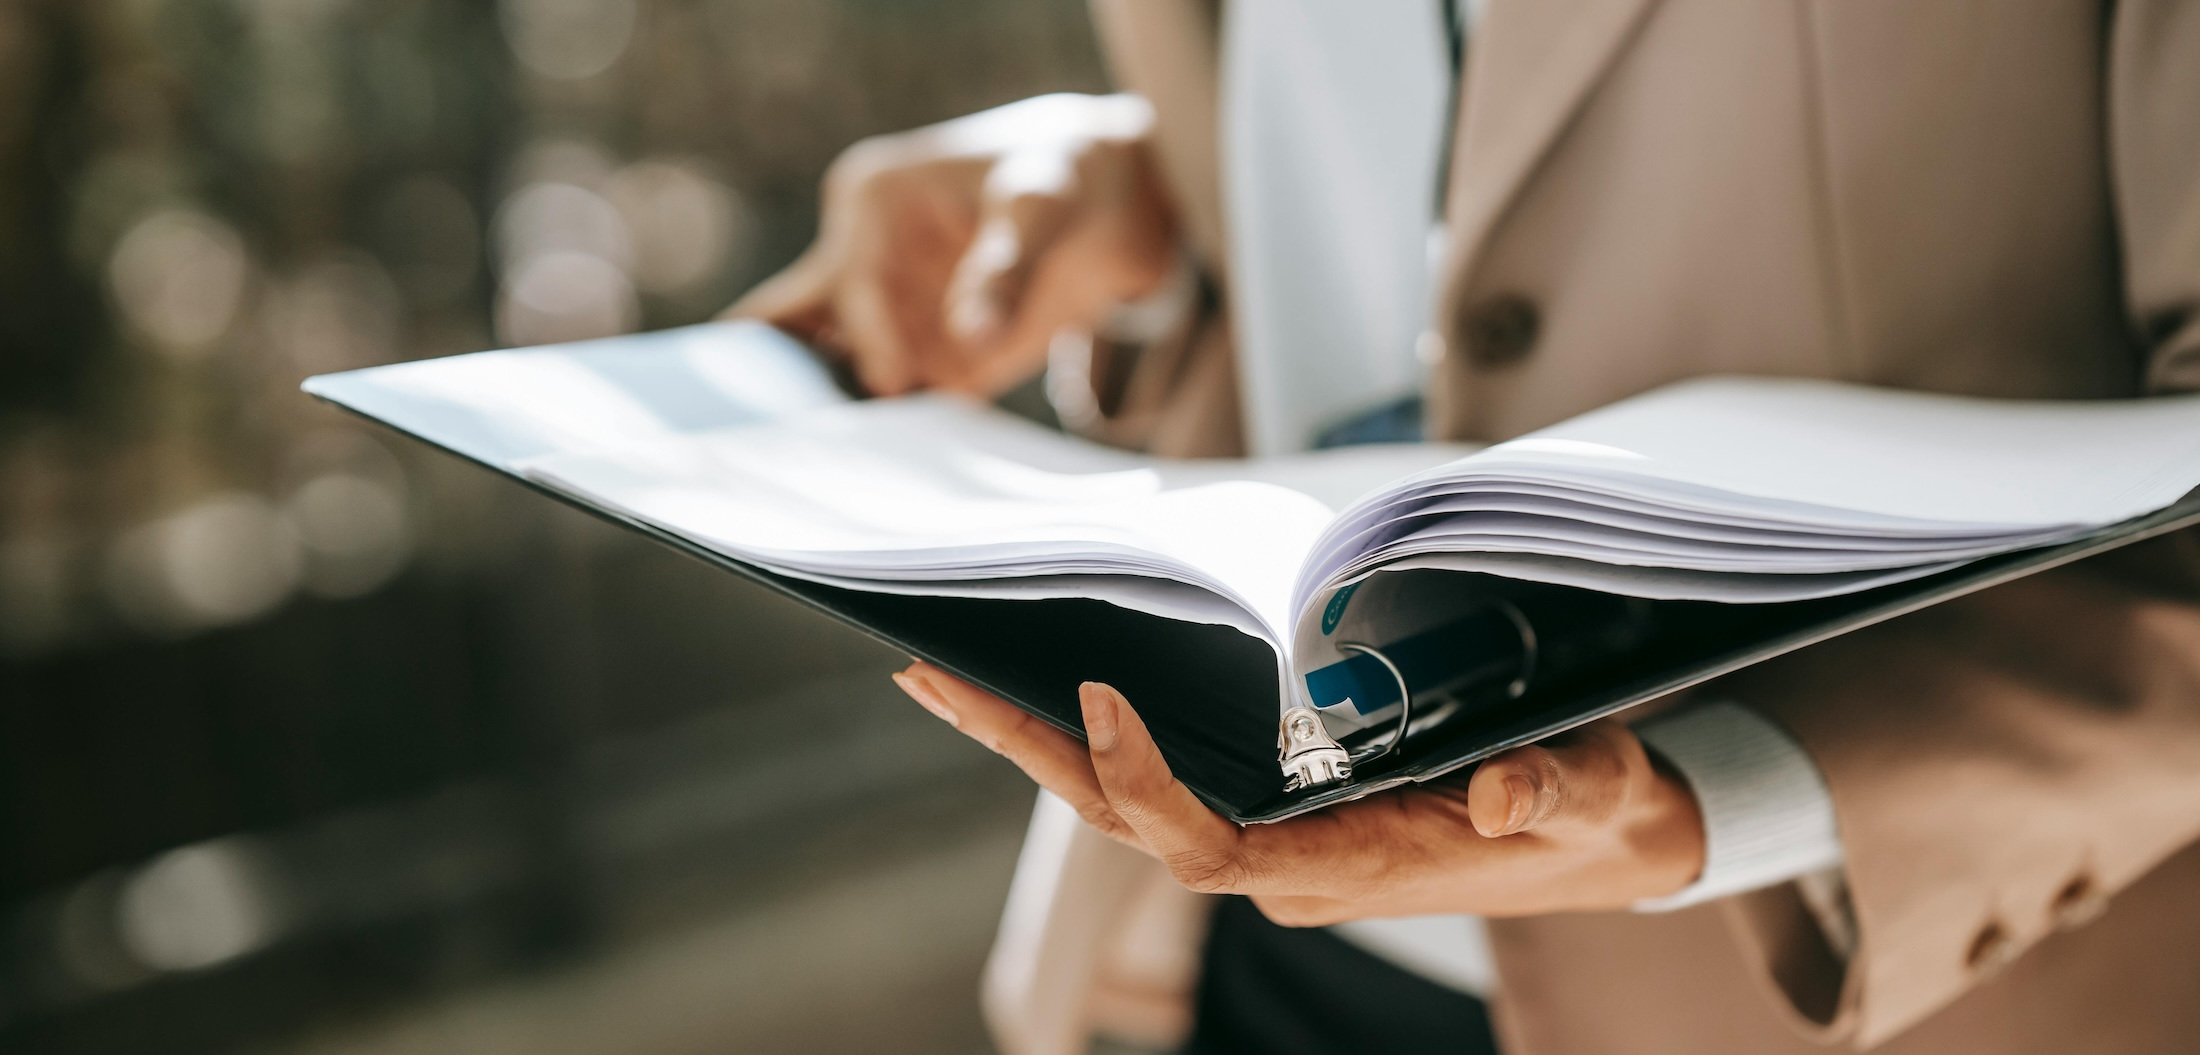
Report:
1096,0,1657,299
1441,0,1663,285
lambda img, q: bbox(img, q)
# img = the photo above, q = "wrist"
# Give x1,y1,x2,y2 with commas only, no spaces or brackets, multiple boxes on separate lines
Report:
1630,701,1845,913
1626,756,1709,901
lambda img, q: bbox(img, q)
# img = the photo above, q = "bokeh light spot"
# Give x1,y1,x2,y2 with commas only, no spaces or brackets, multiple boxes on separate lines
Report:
107,209,251,355
496,249,639,346
289,472,411,599
608,159,747,295
264,254,405,375
116,838,285,973
105,493,303,635
500,0,638,80
496,180,634,275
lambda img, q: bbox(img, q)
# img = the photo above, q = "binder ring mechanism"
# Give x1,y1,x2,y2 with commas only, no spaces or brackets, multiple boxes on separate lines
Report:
1280,599,1539,792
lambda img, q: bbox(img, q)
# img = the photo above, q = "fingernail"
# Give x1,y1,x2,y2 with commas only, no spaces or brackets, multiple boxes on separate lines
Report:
1497,773,1538,836
893,670,959,729
1080,682,1119,751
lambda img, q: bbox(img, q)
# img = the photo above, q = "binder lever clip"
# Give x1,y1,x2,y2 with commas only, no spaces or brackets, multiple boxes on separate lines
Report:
1279,705,1351,792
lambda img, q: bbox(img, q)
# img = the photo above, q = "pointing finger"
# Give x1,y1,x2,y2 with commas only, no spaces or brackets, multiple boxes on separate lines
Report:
724,242,840,338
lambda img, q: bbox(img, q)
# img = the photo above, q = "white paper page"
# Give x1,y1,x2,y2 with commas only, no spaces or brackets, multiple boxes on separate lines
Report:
1158,442,1475,509
762,571,1279,642
301,320,848,469
1353,526,2000,575
1378,552,1972,603
1459,377,2200,529
1377,515,2053,570
1369,493,2040,550
1301,494,2046,600
520,397,1341,638
1288,378,2200,615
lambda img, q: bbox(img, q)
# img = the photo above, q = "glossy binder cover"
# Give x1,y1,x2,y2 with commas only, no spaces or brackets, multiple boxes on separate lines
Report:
308,323,2200,823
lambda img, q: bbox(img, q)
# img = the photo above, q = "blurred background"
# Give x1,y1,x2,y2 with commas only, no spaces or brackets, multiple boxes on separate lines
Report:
0,1,1112,1051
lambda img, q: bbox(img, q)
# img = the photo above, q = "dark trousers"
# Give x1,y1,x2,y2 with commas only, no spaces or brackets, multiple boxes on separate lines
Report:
1184,897,1501,1055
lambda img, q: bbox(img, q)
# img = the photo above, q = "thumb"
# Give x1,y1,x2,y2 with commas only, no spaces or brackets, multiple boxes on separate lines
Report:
1079,682,1247,889
944,149,1078,349
1466,721,1641,838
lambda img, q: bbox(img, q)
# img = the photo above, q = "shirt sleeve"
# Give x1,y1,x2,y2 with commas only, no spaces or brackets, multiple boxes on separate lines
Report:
1630,700,1845,912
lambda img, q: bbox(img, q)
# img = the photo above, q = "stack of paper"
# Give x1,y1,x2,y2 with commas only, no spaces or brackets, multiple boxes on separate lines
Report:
1294,378,2200,606
523,396,1457,640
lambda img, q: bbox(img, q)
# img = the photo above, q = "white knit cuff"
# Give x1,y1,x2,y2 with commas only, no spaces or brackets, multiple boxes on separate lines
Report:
1631,701,1844,912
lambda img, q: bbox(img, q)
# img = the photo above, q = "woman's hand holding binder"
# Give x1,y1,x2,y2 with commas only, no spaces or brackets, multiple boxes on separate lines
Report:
893,661,1707,920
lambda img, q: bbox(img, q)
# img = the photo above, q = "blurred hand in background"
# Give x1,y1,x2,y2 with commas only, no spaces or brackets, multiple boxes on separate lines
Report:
730,92,1179,398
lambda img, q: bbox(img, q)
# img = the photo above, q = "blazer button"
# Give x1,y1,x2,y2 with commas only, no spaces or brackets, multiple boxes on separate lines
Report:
2050,874,2109,930
1463,294,1540,367
1965,920,2017,977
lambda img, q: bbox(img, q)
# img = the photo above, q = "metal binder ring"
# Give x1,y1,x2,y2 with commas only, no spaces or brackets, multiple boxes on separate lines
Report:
1334,599,1540,769
1337,641,1412,767
1488,597,1539,699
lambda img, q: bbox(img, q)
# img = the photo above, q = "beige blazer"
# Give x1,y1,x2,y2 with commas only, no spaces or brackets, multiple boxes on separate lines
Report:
1037,1,2200,1052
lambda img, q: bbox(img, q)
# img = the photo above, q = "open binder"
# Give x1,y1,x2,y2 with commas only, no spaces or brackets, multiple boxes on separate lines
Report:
307,322,2200,823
